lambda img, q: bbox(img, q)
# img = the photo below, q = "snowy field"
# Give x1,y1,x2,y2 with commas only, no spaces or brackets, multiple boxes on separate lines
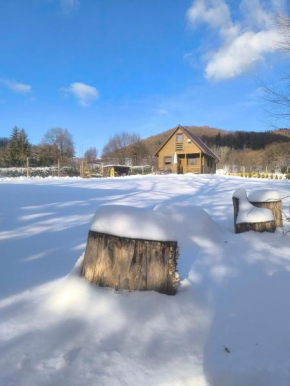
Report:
1,174,290,386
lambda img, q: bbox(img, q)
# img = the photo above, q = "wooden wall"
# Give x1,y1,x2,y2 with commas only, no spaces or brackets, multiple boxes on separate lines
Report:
157,127,200,172
203,155,216,174
156,127,216,174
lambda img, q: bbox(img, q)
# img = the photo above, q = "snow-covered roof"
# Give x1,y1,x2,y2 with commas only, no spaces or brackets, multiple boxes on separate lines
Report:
103,165,130,168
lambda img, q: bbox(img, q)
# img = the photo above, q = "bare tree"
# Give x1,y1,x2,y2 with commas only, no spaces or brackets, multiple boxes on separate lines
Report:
277,15,290,52
263,142,290,172
42,128,75,163
84,147,98,163
128,140,148,165
211,146,230,168
102,132,148,165
263,14,290,122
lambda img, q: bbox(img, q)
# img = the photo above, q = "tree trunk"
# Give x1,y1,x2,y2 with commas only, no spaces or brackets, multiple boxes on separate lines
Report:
82,231,179,295
249,200,283,227
232,197,276,234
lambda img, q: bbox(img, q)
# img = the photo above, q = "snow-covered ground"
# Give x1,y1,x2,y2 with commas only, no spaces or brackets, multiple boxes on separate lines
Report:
1,174,290,386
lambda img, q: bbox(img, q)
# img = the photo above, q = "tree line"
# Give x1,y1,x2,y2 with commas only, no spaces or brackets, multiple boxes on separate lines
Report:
211,143,290,173
200,130,290,151
0,127,98,167
0,127,148,168
197,130,290,173
1,125,289,173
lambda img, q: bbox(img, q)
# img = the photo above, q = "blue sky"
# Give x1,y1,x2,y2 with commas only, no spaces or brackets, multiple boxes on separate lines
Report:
0,0,288,156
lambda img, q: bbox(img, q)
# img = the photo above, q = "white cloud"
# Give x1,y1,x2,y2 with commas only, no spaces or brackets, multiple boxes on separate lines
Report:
0,79,32,94
206,29,279,80
60,0,79,12
186,0,232,32
186,0,284,81
240,0,273,29
62,82,99,107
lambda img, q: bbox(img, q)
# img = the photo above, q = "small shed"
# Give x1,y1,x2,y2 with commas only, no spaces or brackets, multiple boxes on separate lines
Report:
103,165,130,177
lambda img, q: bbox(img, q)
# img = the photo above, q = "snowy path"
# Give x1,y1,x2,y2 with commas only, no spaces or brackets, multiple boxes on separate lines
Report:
1,175,290,385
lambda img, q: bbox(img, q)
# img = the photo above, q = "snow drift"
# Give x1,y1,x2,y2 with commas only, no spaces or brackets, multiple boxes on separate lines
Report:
1,175,290,386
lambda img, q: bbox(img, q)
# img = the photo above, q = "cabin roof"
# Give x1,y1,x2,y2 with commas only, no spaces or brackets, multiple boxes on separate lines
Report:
182,127,218,159
155,125,218,159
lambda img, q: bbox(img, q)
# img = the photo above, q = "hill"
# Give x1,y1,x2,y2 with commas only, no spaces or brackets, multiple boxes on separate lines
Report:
142,125,290,156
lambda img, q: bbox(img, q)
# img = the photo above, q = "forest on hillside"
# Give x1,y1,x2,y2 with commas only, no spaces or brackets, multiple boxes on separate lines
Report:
142,126,290,173
143,125,290,152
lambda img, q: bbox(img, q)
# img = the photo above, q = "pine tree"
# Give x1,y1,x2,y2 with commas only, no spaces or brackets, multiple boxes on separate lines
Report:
18,129,30,163
7,127,20,166
7,127,30,166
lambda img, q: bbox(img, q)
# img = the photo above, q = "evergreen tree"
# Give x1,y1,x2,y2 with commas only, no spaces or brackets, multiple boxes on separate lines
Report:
7,127,30,166
7,127,20,166
18,129,31,163
0,137,8,148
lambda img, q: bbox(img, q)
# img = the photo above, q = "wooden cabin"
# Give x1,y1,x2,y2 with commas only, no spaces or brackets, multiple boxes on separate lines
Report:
155,125,218,174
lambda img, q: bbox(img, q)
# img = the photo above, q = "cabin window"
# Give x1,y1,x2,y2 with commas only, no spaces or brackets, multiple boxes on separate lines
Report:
176,133,183,143
187,154,198,165
164,156,172,165
207,158,209,167
210,159,213,168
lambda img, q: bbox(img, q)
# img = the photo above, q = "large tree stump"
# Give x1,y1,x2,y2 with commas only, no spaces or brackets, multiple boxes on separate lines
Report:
82,231,179,295
232,189,276,234
248,190,283,227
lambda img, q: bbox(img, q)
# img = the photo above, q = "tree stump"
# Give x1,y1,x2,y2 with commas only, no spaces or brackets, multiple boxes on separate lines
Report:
232,193,276,234
248,190,283,227
82,231,179,295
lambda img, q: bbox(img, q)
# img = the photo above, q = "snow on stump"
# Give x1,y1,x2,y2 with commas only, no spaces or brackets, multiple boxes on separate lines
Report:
232,188,276,234
248,190,283,228
81,206,178,295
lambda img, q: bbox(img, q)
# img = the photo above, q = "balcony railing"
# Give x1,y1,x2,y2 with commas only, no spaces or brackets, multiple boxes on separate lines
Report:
186,165,201,173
